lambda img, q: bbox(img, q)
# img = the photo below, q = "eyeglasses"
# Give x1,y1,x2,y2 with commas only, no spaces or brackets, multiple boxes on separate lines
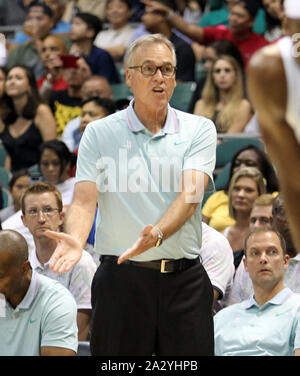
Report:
129,62,176,77
26,207,60,217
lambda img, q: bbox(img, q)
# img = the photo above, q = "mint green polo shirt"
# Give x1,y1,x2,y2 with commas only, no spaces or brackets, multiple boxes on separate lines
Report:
76,100,216,261
0,271,78,356
214,288,300,356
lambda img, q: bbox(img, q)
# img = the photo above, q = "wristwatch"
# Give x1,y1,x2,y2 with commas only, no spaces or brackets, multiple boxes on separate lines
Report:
154,227,164,247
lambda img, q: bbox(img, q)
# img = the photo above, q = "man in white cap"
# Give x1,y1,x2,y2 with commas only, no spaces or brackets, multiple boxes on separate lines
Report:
247,0,300,255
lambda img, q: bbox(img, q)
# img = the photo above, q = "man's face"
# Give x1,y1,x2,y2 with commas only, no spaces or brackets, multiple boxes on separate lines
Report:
70,17,93,42
40,36,65,67
142,6,164,32
80,101,108,134
244,231,289,289
249,205,273,229
229,4,254,34
26,6,54,38
125,43,176,112
81,78,113,100
106,0,132,28
63,57,91,88
21,192,63,240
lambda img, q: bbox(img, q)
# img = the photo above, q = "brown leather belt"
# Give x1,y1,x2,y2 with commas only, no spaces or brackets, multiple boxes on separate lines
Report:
100,255,200,274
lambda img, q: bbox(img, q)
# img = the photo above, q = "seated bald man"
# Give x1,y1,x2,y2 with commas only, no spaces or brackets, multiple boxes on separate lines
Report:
0,230,78,356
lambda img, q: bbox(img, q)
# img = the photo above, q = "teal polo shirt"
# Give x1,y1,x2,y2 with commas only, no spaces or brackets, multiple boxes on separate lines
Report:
214,288,300,356
76,100,216,261
0,271,78,356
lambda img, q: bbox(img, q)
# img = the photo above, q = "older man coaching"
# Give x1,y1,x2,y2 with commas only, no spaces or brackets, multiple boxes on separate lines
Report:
46,34,217,356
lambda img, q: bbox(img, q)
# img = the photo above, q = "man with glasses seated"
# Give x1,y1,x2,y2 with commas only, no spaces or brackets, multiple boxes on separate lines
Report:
45,33,217,356
20,182,97,341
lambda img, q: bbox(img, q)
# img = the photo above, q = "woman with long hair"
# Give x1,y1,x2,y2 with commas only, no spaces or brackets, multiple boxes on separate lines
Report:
194,55,252,133
0,65,56,172
224,166,266,267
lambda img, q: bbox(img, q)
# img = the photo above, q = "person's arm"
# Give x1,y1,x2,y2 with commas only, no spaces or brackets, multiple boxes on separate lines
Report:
295,348,300,356
35,104,57,140
227,99,253,133
143,0,204,43
248,45,300,251
41,346,76,356
213,289,220,307
104,45,127,62
77,309,91,341
47,181,98,273
118,170,209,263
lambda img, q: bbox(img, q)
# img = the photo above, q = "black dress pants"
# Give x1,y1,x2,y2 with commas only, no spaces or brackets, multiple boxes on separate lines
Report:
90,258,214,356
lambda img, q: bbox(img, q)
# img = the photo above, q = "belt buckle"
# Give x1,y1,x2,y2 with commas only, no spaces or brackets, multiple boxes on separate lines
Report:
160,259,171,273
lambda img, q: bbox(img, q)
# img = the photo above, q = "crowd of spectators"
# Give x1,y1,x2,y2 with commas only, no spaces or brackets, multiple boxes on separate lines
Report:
0,0,299,357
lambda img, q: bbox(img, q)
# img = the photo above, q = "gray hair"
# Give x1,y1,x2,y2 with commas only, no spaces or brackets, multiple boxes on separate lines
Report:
124,33,177,68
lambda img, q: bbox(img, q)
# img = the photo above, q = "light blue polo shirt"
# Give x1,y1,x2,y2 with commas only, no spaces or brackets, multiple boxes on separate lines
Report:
0,271,78,356
76,100,216,261
214,288,300,356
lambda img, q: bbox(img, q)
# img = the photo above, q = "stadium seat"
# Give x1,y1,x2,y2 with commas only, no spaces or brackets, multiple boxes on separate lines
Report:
216,137,263,169
169,81,196,112
111,83,133,101
0,143,7,167
215,162,232,191
1,187,13,209
0,167,11,189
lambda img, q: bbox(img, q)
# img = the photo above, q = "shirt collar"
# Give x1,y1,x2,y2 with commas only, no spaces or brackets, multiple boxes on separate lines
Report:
16,270,40,311
29,249,49,271
291,253,300,262
245,287,293,310
126,99,179,135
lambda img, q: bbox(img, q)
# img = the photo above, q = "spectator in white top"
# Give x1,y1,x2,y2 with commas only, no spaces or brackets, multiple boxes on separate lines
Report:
94,0,137,62
201,221,234,312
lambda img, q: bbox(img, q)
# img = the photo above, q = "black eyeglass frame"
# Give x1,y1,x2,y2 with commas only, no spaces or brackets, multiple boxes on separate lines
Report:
128,62,177,77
